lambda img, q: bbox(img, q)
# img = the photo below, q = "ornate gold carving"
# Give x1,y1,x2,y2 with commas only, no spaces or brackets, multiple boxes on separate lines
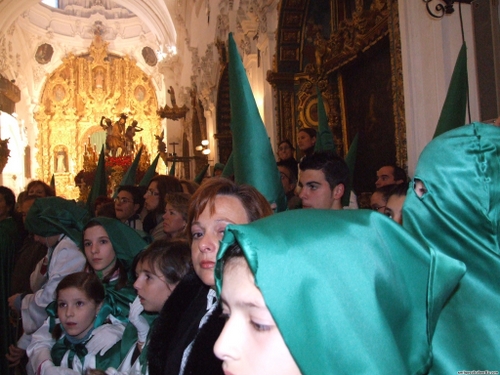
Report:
34,31,160,199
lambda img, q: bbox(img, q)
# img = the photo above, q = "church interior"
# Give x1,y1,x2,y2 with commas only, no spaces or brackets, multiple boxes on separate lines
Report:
0,0,498,198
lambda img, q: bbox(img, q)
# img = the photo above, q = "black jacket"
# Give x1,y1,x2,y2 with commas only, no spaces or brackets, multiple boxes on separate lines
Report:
147,271,224,375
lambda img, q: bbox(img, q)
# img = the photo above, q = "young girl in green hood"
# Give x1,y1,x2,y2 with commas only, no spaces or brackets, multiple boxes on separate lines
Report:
32,272,122,375
213,209,465,375
27,217,149,373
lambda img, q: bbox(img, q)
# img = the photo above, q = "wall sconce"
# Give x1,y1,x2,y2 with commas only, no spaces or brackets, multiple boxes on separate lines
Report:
195,140,211,155
423,0,472,19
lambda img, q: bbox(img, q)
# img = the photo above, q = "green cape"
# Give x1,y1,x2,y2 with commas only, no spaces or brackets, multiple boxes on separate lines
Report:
216,209,465,375
25,197,90,248
403,122,500,373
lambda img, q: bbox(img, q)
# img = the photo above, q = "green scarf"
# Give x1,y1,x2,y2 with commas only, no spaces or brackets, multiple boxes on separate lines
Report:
216,209,465,375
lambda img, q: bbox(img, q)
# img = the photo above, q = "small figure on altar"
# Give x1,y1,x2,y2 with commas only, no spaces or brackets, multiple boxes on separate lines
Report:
125,120,143,155
100,115,126,157
155,131,166,154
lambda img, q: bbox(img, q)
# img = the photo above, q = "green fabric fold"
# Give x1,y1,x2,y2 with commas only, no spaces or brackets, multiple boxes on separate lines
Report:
227,33,287,212
216,209,464,375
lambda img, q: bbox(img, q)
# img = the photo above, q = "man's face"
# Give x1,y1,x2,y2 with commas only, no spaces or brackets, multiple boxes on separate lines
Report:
114,191,139,221
298,169,335,209
375,166,396,188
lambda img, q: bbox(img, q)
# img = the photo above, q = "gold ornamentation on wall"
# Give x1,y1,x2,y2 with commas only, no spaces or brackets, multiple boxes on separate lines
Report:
34,32,160,199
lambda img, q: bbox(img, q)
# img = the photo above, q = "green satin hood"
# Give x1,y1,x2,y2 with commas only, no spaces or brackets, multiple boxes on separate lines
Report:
403,122,500,373
216,209,465,375
86,217,148,269
25,197,90,247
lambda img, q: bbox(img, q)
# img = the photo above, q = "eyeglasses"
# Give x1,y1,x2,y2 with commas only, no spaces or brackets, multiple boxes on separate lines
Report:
278,145,291,151
114,197,133,204
371,205,386,212
146,189,160,197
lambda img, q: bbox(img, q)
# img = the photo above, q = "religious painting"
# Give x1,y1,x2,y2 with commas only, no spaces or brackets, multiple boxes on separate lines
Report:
35,43,54,65
134,85,146,102
53,84,66,102
93,68,105,90
142,47,157,67
54,145,68,173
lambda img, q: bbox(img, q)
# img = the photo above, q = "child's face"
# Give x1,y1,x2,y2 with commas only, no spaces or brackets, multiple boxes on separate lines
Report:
57,287,101,339
214,258,301,375
83,225,116,274
133,260,175,312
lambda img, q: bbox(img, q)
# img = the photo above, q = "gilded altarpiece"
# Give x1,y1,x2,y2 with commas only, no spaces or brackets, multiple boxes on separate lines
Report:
269,0,405,194
34,35,160,199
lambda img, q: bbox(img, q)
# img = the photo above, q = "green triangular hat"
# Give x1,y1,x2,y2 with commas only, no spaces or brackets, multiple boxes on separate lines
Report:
314,86,335,152
433,42,468,139
25,196,90,248
228,33,287,212
216,209,465,375
194,164,210,184
50,174,56,194
139,153,160,187
118,146,143,188
86,146,107,216
221,152,234,178
169,155,177,176
342,133,358,207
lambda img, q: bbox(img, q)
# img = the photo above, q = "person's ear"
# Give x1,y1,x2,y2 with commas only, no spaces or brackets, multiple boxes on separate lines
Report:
134,203,140,213
333,184,345,200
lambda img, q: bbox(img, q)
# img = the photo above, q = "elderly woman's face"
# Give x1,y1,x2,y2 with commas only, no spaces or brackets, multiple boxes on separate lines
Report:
190,195,248,287
214,257,301,375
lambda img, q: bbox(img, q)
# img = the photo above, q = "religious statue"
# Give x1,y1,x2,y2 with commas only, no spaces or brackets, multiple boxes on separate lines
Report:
100,114,128,157
125,120,143,155
0,138,10,174
155,131,166,153
157,86,189,121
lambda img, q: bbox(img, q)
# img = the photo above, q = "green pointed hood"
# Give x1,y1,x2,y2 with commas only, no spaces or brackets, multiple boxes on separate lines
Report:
169,155,177,176
139,153,160,187
314,87,335,152
228,33,287,212
342,133,358,206
403,122,500,373
26,197,90,248
86,145,107,215
433,42,468,139
216,209,465,375
119,146,143,187
221,152,234,178
194,164,210,184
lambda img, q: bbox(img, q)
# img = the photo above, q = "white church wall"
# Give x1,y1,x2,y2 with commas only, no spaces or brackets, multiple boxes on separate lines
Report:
398,1,479,177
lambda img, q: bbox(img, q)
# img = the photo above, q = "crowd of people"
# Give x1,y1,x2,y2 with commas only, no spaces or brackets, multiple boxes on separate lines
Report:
0,119,498,375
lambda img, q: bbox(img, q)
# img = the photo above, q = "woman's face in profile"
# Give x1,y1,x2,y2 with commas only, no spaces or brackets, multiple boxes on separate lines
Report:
214,257,301,375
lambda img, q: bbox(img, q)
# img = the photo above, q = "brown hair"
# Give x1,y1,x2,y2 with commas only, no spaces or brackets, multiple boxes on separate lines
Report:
134,239,192,285
186,178,273,244
165,192,191,221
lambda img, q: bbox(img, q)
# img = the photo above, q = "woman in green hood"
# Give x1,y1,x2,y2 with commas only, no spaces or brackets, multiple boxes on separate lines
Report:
214,209,465,375
403,122,500,373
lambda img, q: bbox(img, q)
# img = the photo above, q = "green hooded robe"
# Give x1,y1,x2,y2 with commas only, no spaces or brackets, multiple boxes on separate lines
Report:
403,122,500,373
216,209,465,375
